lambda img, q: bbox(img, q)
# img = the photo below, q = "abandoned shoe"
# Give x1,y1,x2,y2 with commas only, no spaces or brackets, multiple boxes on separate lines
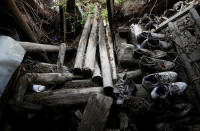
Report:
140,56,175,71
151,82,187,99
169,82,187,96
141,39,172,50
133,48,167,59
142,71,178,90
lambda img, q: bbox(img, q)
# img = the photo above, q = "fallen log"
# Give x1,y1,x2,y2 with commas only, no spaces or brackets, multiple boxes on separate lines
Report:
118,69,142,80
18,41,59,52
62,79,98,88
24,87,104,106
31,62,69,73
4,0,38,42
25,73,83,85
99,20,113,93
83,5,98,76
74,16,92,74
57,43,66,72
78,94,113,131
92,60,102,85
106,23,117,82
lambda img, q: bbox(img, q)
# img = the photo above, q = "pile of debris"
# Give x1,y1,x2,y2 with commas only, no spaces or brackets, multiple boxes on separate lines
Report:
1,0,200,131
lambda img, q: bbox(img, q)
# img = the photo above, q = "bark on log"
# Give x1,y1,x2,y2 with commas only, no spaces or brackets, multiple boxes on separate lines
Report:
92,60,102,85
4,0,38,42
74,16,92,74
18,41,59,52
31,62,69,73
106,23,117,82
118,69,142,80
62,79,98,88
24,87,104,106
83,5,98,76
78,94,113,131
57,43,67,72
99,20,113,93
25,73,83,85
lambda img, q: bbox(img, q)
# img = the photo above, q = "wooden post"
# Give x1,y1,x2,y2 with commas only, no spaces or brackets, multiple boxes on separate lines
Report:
63,0,67,43
78,94,113,131
83,5,98,76
24,87,104,106
57,43,67,72
92,60,102,85
106,23,117,82
99,20,113,93
74,16,92,74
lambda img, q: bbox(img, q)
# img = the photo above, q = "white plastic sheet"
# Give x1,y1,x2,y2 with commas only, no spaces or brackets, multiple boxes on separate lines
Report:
0,36,25,97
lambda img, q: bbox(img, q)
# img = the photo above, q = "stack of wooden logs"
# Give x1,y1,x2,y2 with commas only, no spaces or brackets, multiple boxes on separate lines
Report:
74,4,117,93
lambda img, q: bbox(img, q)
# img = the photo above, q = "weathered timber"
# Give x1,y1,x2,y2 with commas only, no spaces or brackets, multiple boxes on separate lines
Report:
4,0,38,42
118,69,142,80
92,60,102,85
15,76,29,104
57,43,67,72
155,4,194,32
31,62,69,73
83,5,98,76
74,16,92,74
78,94,113,131
24,87,104,106
99,20,113,92
106,23,117,82
62,79,98,88
25,73,83,85
18,41,59,52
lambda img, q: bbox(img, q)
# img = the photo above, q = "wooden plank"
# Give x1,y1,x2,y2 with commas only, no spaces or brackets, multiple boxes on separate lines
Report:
106,23,117,82
24,87,104,106
78,94,113,131
74,16,92,74
118,69,142,80
83,5,98,76
62,79,98,88
99,20,113,93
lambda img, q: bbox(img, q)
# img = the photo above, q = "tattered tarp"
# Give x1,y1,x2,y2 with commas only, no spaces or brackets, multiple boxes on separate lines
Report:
0,36,25,97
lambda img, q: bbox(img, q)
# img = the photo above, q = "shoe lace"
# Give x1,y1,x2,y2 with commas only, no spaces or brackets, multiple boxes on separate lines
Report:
169,85,180,96
154,74,171,85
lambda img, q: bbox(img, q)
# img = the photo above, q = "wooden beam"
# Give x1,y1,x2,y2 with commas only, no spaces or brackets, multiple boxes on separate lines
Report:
92,60,102,85
106,23,117,82
83,5,98,76
74,16,92,74
57,43,66,72
24,87,104,106
99,20,113,93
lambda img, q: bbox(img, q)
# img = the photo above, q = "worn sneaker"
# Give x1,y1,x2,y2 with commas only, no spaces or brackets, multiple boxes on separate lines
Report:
142,71,178,90
151,82,187,99
140,56,175,72
141,39,172,50
137,32,165,44
133,48,167,59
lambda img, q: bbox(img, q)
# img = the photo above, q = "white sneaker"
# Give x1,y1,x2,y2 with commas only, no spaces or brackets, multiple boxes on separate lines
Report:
151,82,187,100
142,71,178,89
